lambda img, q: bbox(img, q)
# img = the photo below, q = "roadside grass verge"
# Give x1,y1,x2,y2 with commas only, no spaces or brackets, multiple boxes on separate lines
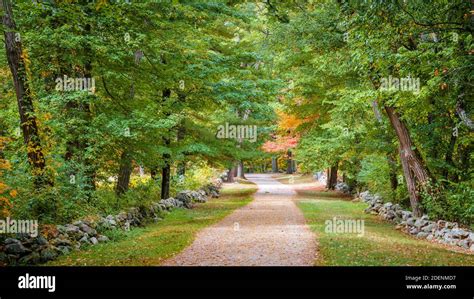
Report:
276,175,474,265
47,182,257,266
298,197,474,266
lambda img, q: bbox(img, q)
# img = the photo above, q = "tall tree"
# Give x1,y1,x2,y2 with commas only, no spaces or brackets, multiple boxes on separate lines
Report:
1,0,50,188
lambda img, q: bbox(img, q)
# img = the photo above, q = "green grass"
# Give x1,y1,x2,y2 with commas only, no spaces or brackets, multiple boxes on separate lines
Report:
47,183,257,266
297,194,474,266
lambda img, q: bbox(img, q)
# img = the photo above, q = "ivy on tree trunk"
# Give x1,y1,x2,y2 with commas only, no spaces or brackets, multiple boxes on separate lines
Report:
2,0,51,188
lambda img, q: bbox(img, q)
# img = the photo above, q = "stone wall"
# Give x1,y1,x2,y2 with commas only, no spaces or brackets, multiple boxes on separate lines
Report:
0,178,223,266
335,182,351,194
359,191,474,252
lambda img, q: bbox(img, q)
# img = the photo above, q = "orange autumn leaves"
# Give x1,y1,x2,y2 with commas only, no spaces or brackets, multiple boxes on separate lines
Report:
262,135,299,153
0,137,15,217
262,110,302,153
434,67,449,90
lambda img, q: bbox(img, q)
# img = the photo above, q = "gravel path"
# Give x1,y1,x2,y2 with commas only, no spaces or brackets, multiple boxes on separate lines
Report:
162,174,317,266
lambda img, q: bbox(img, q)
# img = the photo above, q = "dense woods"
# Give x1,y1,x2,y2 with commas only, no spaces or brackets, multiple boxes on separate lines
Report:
264,0,473,224
0,0,472,229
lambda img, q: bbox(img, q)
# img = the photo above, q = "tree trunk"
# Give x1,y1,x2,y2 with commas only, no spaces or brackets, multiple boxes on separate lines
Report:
160,89,172,200
237,160,245,179
286,150,293,174
82,22,97,197
2,0,50,188
232,165,237,178
226,166,235,183
161,144,171,200
62,21,96,199
387,154,398,192
327,162,338,190
115,151,132,196
161,161,171,199
115,48,143,196
385,106,431,217
177,121,186,177
326,168,331,189
271,156,278,173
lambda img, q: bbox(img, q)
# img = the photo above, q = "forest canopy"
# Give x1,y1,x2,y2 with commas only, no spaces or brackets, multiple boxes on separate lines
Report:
0,0,473,228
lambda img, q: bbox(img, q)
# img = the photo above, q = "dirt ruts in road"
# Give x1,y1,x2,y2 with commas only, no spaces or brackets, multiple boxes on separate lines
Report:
162,174,317,266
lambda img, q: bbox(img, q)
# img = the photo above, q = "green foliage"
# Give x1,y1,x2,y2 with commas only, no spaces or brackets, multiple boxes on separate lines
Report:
173,162,218,192
0,0,472,226
0,1,278,224
96,180,161,214
12,186,98,224
357,154,392,198
265,0,473,223
422,181,474,225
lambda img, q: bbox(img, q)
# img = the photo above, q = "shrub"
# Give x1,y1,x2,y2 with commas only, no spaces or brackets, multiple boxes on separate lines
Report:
422,181,474,225
357,154,394,200
172,162,218,193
